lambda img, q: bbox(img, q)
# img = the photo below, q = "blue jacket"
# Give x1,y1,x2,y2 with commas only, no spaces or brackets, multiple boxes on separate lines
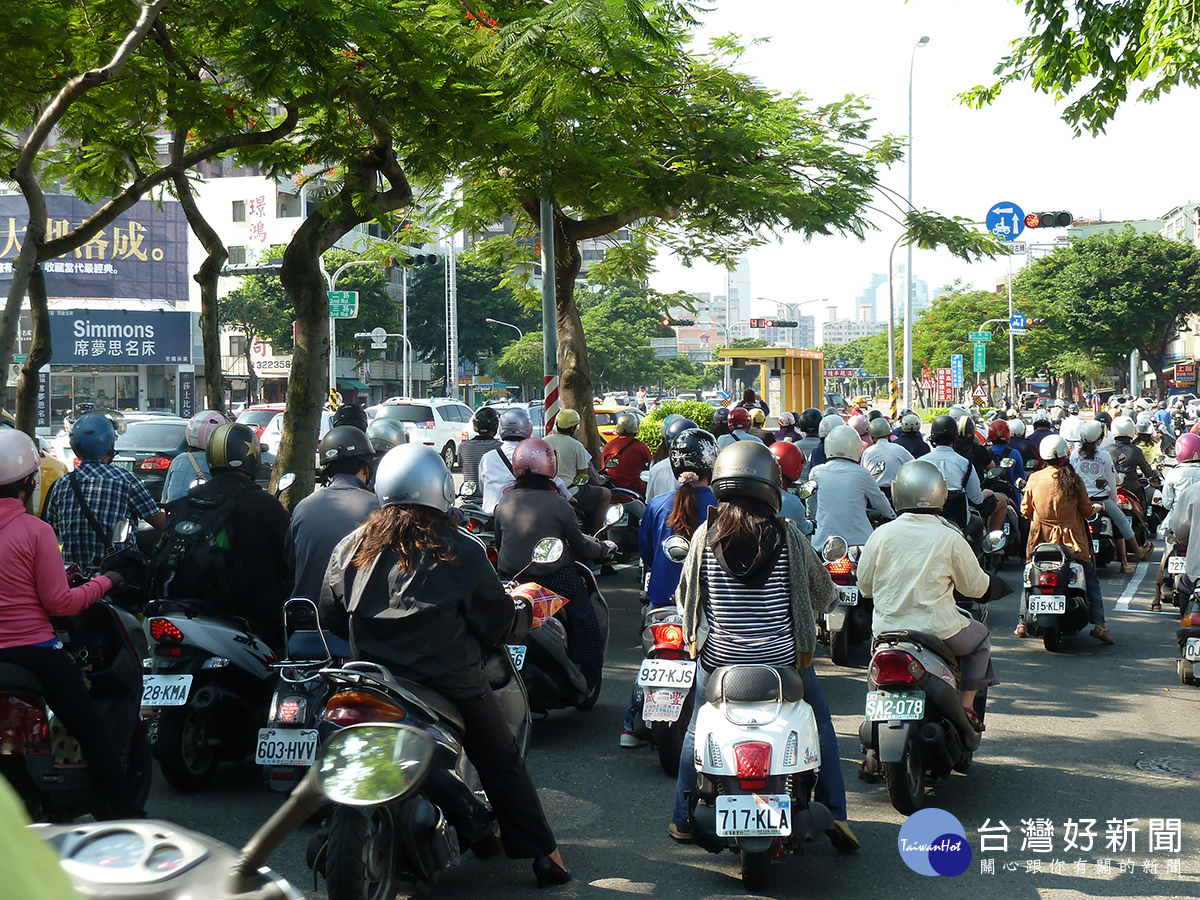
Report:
988,442,1027,505
638,483,716,607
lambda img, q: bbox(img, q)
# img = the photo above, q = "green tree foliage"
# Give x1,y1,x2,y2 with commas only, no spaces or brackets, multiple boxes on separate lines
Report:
491,331,545,398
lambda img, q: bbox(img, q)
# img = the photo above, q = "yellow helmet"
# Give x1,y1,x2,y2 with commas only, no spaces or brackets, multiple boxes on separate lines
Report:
556,409,581,430
750,408,766,426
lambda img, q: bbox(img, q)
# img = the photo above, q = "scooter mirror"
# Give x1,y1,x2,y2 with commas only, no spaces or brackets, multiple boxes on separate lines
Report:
531,537,564,564
1000,457,1015,469
276,472,297,493
639,470,650,483
797,480,818,500
661,535,690,562
458,480,477,497
603,503,624,527
572,473,590,487
822,535,848,562
604,457,620,469
982,530,1007,554
112,518,132,544
317,723,434,806
1015,478,1028,491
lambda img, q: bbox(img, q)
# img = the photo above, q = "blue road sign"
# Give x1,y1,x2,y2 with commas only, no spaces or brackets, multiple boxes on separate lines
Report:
1010,312,1027,335
951,354,964,389
835,360,846,369
985,201,1025,242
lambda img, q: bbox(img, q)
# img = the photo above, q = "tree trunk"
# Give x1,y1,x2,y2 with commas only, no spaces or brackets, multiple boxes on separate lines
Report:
173,171,228,413
552,219,602,461
14,266,51,437
1148,359,1167,401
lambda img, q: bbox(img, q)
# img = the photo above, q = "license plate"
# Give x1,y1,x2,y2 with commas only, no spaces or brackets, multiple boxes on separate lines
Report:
865,690,925,721
643,688,688,723
637,658,696,689
1186,638,1200,662
141,674,192,707
1169,556,1187,574
1092,539,1099,554
255,728,319,766
1028,595,1067,615
838,585,859,606
715,794,792,837
507,645,526,670
114,458,135,471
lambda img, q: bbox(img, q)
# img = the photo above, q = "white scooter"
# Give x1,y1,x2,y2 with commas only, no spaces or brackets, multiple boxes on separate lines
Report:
688,665,833,892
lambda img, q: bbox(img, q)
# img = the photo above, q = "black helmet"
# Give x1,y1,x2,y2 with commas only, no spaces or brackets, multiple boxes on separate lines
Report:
318,425,373,473
711,441,782,513
206,422,262,478
956,415,976,440
798,408,822,434
867,409,883,421
664,416,698,443
930,415,958,444
1096,410,1113,427
669,428,718,481
330,404,369,432
471,406,501,436
713,408,730,428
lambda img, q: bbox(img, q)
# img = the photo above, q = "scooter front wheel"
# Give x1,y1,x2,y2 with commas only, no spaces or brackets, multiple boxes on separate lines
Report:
326,804,401,900
829,628,851,667
740,848,770,892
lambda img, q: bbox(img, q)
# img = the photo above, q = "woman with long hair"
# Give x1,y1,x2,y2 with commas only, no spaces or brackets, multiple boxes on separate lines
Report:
320,444,570,886
1070,420,1153,573
667,441,858,853
1017,435,1114,643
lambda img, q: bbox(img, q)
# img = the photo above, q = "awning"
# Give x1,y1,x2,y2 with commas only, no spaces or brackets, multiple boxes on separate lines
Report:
337,378,370,391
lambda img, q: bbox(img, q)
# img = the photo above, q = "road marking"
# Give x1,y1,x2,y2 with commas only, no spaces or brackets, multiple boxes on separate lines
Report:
1115,560,1152,611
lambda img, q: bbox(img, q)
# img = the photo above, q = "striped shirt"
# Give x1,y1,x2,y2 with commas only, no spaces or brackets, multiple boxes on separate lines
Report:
700,543,795,670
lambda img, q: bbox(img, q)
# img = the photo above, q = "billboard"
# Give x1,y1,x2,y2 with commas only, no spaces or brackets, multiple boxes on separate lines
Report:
49,308,193,365
0,195,189,302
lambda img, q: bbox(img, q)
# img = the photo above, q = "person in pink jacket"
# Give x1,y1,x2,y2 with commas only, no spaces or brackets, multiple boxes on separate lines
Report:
0,430,137,818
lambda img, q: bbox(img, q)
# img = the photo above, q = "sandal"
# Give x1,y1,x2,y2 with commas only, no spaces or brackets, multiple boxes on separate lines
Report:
1013,622,1027,638
1138,543,1155,561
1150,600,1163,612
1091,625,1115,645
1121,563,1136,574
963,707,986,732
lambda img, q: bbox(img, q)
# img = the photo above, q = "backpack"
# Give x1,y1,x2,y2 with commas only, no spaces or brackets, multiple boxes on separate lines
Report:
149,479,253,603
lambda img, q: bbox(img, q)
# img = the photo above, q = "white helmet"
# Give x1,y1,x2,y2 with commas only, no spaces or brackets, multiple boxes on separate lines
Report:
901,413,922,434
1054,399,1065,408
825,425,864,462
867,418,892,440
1112,416,1136,439
1134,397,1150,411
1009,418,1026,437
948,404,971,419
374,444,455,511
1040,434,1070,461
1079,420,1104,443
0,430,40,487
818,414,845,440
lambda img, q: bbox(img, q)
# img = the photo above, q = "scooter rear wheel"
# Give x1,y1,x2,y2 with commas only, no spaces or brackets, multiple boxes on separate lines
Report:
829,629,851,667
127,732,154,810
574,674,602,711
740,848,770,892
326,804,401,900
883,733,925,815
155,707,219,792
653,692,693,777
1042,625,1062,653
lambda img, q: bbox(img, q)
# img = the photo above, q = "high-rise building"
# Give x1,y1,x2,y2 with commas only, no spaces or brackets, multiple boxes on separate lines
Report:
856,273,887,321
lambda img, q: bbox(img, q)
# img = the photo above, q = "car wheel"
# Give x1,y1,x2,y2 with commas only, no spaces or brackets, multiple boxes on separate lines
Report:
441,442,457,470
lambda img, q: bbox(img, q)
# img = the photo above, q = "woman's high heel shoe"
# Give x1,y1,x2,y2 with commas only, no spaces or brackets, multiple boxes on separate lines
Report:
533,855,572,888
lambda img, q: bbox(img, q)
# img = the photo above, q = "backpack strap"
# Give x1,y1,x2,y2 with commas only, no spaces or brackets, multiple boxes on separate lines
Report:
68,470,116,556
496,445,515,475
185,452,204,478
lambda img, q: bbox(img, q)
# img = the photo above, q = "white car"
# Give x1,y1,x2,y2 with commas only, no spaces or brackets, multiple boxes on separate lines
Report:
261,410,334,459
374,398,473,468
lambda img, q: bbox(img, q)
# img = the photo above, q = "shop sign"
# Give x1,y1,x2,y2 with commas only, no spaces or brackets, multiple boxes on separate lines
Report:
49,308,193,365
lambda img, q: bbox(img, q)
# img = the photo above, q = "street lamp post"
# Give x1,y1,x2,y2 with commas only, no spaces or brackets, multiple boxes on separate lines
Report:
485,317,524,339
903,35,930,411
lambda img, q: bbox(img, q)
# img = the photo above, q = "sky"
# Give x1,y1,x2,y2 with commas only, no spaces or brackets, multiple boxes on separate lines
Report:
648,0,1200,325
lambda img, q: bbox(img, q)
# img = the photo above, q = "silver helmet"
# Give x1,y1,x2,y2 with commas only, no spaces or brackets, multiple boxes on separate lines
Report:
374,444,455,511
818,414,845,440
891,460,948,513
825,424,864,463
711,441,782,513
366,417,409,453
901,413,922,434
498,406,533,440
867,417,892,440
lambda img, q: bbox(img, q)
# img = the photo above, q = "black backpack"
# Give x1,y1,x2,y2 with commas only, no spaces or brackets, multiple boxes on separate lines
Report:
149,480,253,603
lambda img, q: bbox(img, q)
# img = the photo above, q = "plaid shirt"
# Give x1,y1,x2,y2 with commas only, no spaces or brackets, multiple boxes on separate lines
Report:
44,460,160,569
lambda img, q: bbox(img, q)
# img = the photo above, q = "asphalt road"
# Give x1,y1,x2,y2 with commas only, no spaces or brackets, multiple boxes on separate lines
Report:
138,531,1200,900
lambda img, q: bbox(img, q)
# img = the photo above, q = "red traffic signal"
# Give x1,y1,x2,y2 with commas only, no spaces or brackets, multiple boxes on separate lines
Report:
661,317,671,327
1024,211,1073,228
749,318,776,328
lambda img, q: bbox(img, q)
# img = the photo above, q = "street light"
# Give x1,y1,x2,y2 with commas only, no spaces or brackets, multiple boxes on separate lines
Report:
485,317,524,339
756,296,823,349
903,34,930,412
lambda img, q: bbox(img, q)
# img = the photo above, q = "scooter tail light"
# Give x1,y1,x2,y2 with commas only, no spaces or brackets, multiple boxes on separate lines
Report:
323,689,405,725
149,618,184,645
706,733,725,769
277,697,307,725
0,696,50,755
825,557,853,576
649,623,684,650
870,650,926,685
1183,611,1200,627
782,731,799,767
1037,572,1059,588
733,741,771,779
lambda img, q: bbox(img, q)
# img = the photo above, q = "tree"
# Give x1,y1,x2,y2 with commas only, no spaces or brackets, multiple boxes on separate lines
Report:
492,331,545,398
1011,230,1200,398
218,267,291,405
962,1,1200,135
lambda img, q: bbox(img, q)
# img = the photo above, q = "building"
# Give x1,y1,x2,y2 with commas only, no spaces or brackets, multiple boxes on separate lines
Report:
855,273,887,321
820,305,888,346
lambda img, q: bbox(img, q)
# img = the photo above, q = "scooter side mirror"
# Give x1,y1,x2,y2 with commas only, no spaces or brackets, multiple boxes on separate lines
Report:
639,470,650,483
797,480,817,500
276,472,297,493
604,457,620,469
982,530,1007,554
572,473,590,487
531,537,564,564
458,481,477,498
112,518,132,545
603,504,624,528
661,534,690,562
1000,457,1015,469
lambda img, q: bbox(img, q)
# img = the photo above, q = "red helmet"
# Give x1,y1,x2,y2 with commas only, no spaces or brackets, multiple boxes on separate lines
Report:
511,438,557,478
769,441,805,483
728,407,751,429
988,420,1010,443
1177,432,1200,463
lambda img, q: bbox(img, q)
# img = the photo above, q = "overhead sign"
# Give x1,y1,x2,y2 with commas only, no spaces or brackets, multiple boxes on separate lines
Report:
935,368,954,403
824,368,855,378
951,354,964,389
986,201,1025,242
968,331,992,343
1010,312,1027,336
50,308,193,365
328,291,359,319
974,343,986,372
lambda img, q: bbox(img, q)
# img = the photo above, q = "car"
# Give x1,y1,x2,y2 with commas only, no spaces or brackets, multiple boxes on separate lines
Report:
260,410,334,458
236,403,287,438
374,398,474,468
824,393,848,414
111,418,190,502
49,410,183,470
592,404,644,442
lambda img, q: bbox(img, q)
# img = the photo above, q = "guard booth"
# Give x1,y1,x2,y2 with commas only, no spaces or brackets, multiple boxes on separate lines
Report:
714,347,824,414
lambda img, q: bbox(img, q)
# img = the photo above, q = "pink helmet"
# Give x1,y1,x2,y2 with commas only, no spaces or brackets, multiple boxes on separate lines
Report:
1176,432,1200,463
511,438,558,478
0,430,40,487
848,414,869,436
186,410,229,450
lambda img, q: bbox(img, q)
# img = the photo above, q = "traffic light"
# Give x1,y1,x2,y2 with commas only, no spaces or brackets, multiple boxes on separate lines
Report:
219,262,282,277
661,318,695,327
749,318,798,328
1024,211,1073,228
411,253,441,266
1027,317,1050,328
774,320,798,328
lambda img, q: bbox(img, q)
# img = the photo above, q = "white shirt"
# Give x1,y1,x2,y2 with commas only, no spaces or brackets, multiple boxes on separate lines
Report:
645,458,677,502
861,441,915,487
780,490,813,535
808,458,894,548
1069,447,1117,501
480,441,569,514
925,445,983,504
858,513,991,641
1169,481,1200,571
544,431,591,480
1162,461,1200,510
716,429,765,451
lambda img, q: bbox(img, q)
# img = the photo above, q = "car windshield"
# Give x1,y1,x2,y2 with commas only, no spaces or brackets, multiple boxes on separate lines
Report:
115,421,187,451
263,414,283,436
380,405,433,423
237,409,281,427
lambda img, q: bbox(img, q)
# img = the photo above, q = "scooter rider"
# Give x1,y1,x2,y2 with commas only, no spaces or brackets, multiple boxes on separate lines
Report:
544,408,611,534
987,420,1027,505
770,440,814,535
747,407,775,445
0,430,139,819
1007,417,1038,472
808,425,895,548
364,416,408,487
646,417,698,501
857,460,997,733
807,413,845,472
1071,420,1153,573
600,412,652,496
774,411,802,443
794,408,823,477
44,411,165,570
459,406,502,502
1154,432,1200,610
716,407,763,450
319,444,571,887
162,410,228,503
893,413,931,459
479,407,569,517
286,426,379,605
1108,416,1156,511
710,407,731,440
925,415,1006,536
668,441,858,852
861,417,914,497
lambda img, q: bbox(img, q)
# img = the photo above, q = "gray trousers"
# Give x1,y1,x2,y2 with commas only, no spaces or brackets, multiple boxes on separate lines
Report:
944,618,999,691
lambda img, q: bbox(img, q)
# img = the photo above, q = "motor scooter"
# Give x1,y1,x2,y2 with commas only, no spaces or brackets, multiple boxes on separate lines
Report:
817,535,871,667
1176,596,1200,685
1021,543,1091,652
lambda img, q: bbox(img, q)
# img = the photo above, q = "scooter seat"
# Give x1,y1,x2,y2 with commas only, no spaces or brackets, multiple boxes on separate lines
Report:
705,665,805,704
391,678,467,733
874,630,959,669
0,662,47,697
286,630,351,661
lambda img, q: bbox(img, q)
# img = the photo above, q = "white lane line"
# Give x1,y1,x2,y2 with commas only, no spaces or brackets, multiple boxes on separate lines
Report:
1115,560,1152,611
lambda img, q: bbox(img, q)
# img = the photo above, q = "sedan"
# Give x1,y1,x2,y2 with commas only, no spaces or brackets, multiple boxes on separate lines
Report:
111,419,189,502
